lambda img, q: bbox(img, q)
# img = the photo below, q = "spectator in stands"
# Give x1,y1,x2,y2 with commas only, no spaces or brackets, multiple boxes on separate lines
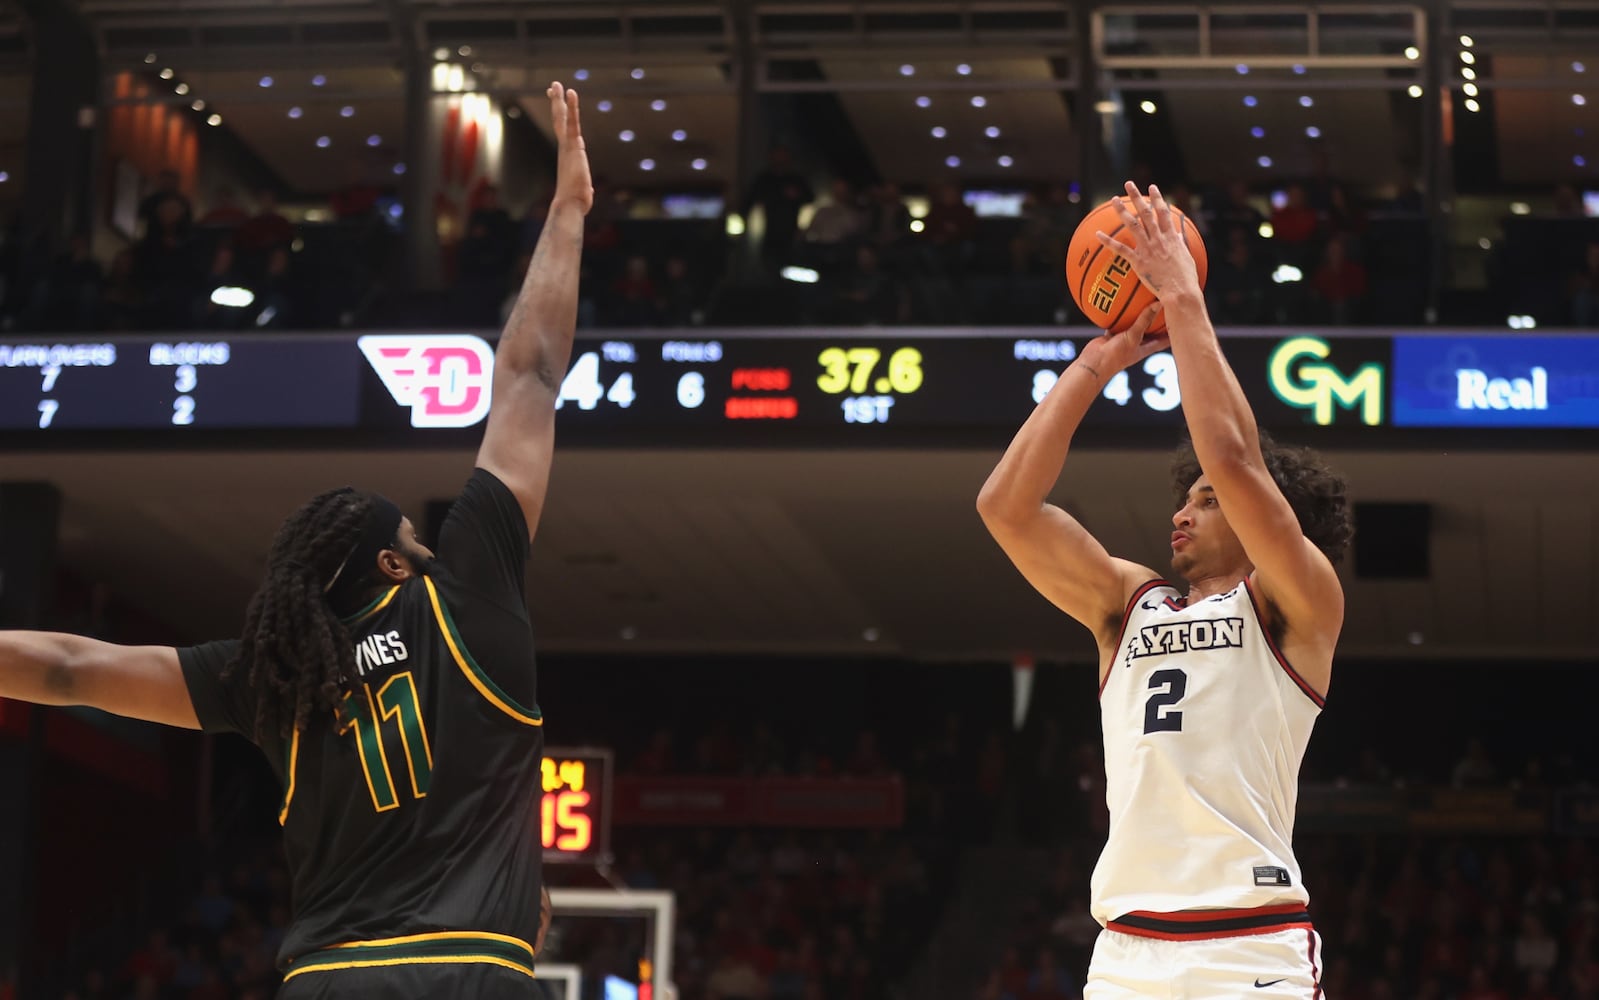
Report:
803,178,864,268
744,724,788,778
994,948,1030,1000
1023,949,1077,1000
191,875,235,933
1269,183,1322,273
1206,225,1269,325
1386,173,1426,214
742,145,814,273
198,187,250,229
1323,184,1368,247
922,181,978,260
120,929,177,989
1461,965,1511,1000
1012,184,1079,276
1304,148,1337,214
0,211,23,326
1048,896,1098,965
611,254,660,326
1521,969,1560,1000
98,247,142,330
1350,747,1393,786
250,246,297,329
124,974,161,1000
829,245,903,325
134,194,200,329
1480,905,1513,957
1266,181,1317,243
706,947,764,999
1515,913,1560,979
138,169,192,237
328,162,382,221
863,180,912,256
846,730,892,777
1454,738,1500,788
233,189,295,260
657,255,700,326
1568,241,1599,327
768,946,810,1000
908,181,977,321
32,233,103,331
1210,181,1265,241
634,727,676,775
1310,234,1368,324
457,185,518,325
1553,184,1585,219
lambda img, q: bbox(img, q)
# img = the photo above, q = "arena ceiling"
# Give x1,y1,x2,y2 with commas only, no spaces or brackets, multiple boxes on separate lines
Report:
0,0,1588,199
6,439,1597,666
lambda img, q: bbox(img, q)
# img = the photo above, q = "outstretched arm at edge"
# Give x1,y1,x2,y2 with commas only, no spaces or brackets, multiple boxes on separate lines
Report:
0,632,198,729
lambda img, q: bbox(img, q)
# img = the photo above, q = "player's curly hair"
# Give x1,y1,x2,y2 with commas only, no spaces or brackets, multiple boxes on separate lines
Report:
228,489,377,740
1170,431,1354,564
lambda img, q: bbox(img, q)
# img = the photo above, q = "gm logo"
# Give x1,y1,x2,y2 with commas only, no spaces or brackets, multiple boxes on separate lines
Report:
359,334,495,428
1267,336,1383,426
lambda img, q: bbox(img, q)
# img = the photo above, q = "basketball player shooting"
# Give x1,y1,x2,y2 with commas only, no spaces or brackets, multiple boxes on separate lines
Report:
0,81,591,998
977,181,1352,999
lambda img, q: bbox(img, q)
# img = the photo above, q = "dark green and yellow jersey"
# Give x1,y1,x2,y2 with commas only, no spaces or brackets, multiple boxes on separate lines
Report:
181,469,544,983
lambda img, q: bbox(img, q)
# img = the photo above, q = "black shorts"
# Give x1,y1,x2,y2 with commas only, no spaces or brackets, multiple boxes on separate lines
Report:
278,964,543,1000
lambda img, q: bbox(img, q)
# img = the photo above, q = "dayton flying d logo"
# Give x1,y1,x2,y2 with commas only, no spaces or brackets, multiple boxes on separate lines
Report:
359,335,495,428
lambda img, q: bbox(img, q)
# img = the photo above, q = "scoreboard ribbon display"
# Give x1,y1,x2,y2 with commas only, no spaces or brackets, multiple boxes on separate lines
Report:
0,329,1593,440
1391,335,1599,428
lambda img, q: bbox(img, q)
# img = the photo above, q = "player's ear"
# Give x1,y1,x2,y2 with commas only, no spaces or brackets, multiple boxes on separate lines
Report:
376,548,410,581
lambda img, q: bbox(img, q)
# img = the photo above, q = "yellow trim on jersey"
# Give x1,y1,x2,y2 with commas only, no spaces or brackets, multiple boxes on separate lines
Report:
327,930,536,960
421,576,543,727
282,955,535,981
283,931,538,982
342,585,402,626
277,728,301,826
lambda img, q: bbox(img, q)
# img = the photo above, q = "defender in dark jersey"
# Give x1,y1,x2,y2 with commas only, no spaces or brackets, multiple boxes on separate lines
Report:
0,81,592,998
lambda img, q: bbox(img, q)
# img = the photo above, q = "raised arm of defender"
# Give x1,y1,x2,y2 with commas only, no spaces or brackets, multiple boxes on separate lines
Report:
1096,182,1343,687
475,81,594,541
977,305,1169,649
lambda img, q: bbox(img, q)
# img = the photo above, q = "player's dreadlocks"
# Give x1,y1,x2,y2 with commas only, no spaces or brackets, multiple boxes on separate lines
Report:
1171,431,1354,564
229,488,379,741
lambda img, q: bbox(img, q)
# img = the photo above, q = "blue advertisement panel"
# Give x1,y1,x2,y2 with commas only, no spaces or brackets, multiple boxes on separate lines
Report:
1392,335,1599,428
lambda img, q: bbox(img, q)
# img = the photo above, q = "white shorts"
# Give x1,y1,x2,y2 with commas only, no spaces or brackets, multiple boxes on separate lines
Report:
1085,913,1324,1000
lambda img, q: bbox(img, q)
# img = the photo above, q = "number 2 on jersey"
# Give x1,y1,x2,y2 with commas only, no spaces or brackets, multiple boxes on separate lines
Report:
1142,668,1188,734
343,672,434,812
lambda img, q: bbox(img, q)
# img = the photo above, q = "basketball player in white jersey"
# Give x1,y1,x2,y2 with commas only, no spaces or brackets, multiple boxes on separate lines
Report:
977,181,1351,999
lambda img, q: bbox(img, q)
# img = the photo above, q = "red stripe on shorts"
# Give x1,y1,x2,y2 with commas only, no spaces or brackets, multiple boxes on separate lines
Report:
1308,928,1322,999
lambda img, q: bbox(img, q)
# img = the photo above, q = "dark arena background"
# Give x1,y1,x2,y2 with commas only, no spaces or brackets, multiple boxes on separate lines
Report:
0,0,1598,998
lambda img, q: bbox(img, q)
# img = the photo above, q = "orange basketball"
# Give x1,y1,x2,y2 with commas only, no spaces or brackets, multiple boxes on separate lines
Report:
1065,198,1209,334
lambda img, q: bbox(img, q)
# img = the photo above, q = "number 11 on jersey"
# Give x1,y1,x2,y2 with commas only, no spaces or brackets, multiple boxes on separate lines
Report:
343,672,434,812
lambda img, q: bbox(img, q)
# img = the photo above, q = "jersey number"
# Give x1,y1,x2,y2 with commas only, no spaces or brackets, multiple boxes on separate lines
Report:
343,672,435,812
1142,668,1188,734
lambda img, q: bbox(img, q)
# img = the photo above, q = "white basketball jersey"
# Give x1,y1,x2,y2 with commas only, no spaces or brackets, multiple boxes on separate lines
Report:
1089,578,1324,925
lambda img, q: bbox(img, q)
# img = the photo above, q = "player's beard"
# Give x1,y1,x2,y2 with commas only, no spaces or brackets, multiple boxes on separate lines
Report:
398,540,438,578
